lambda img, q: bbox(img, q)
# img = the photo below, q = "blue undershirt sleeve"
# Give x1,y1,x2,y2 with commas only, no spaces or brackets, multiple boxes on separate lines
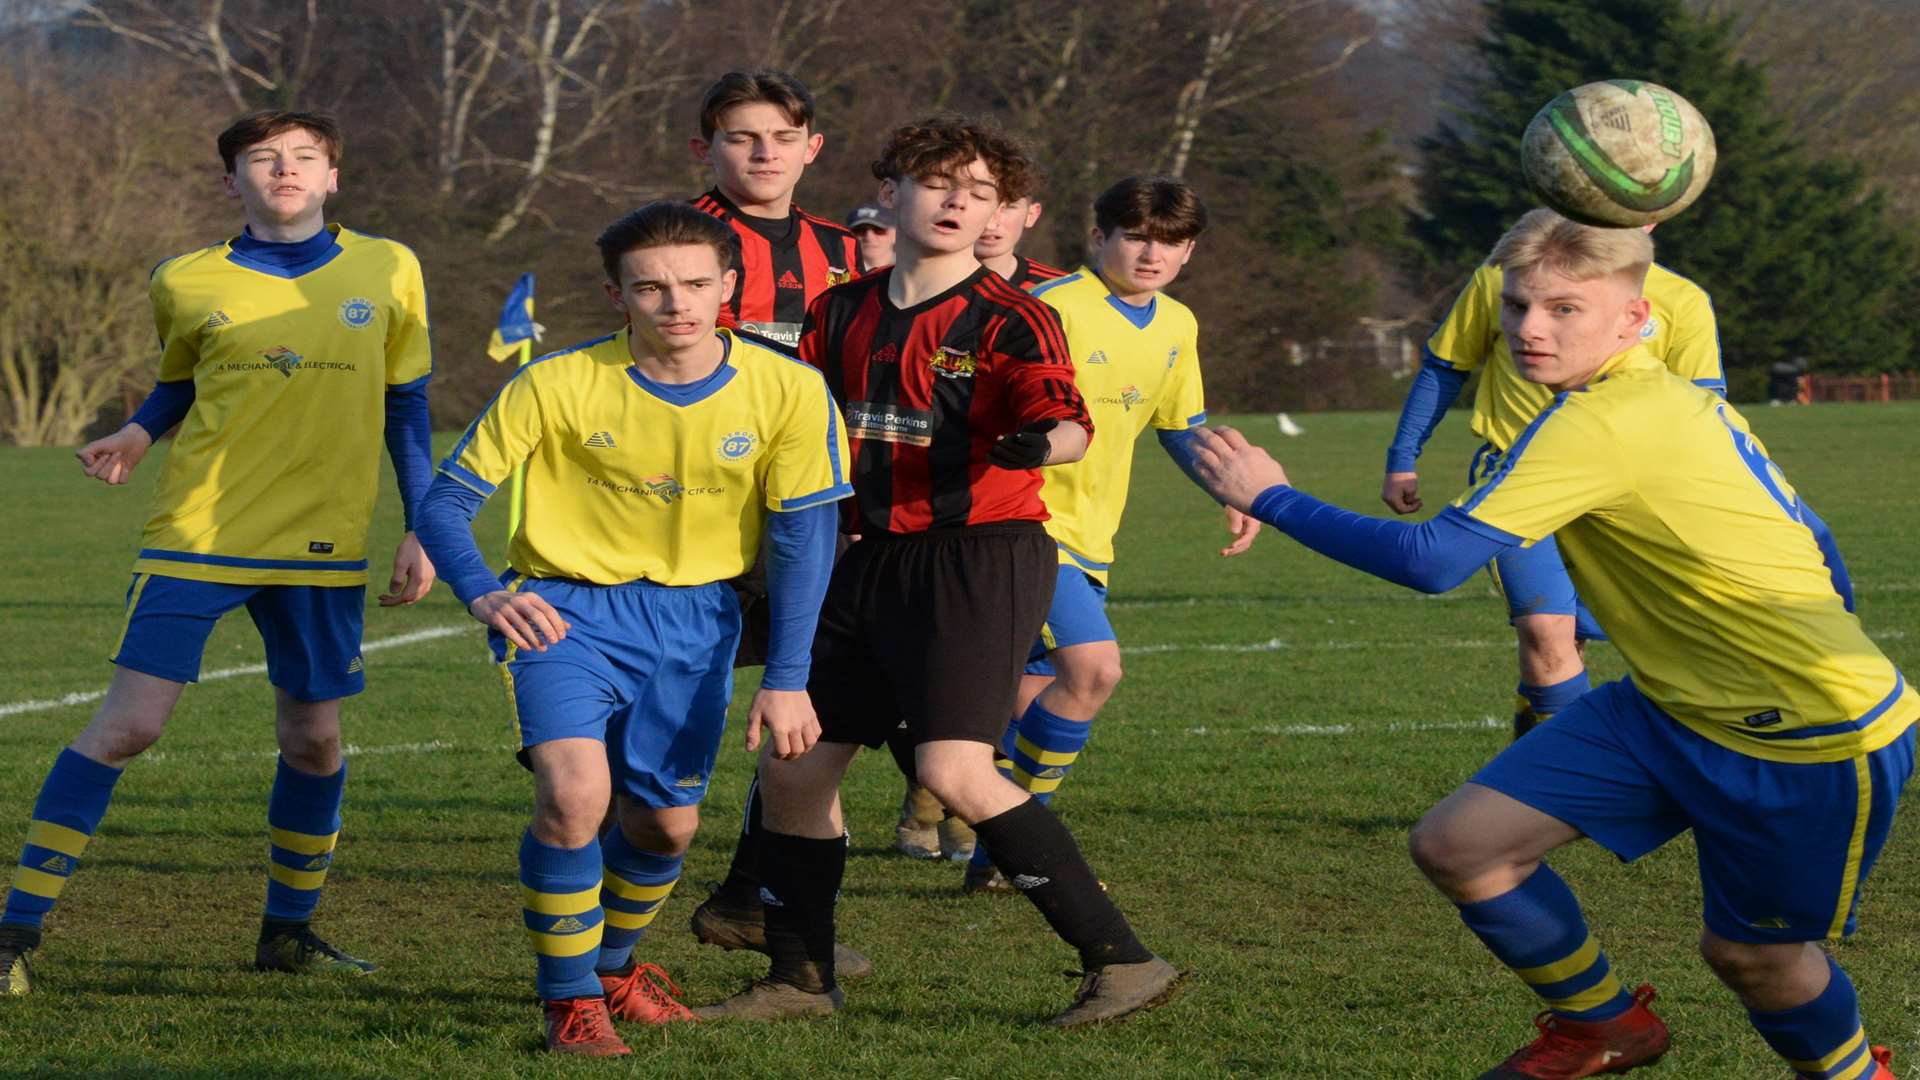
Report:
1247,484,1514,592
414,472,498,607
1157,428,1216,500
1798,500,1854,613
1385,357,1470,473
385,376,434,531
761,502,837,691
127,379,196,439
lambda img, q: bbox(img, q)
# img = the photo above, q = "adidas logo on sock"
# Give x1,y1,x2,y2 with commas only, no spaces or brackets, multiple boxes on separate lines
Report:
304,854,333,870
39,855,72,874
1010,874,1050,890
1034,766,1066,780
757,887,784,907
549,916,589,933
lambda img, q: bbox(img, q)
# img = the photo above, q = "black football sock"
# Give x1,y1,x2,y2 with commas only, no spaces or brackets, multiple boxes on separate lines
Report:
972,797,1152,969
712,771,765,911
757,829,845,992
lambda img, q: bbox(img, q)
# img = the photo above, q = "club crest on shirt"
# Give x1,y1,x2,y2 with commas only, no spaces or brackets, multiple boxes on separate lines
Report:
1167,345,1180,369
339,297,376,329
262,346,304,377
928,346,978,379
826,266,854,287
719,430,759,461
1640,316,1659,339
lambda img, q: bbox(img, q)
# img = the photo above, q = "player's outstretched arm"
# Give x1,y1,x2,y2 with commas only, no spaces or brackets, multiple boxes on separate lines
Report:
1189,425,1508,593
1157,427,1262,556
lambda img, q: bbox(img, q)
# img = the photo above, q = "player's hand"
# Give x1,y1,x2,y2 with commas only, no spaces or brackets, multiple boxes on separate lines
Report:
469,589,569,652
380,532,436,606
988,419,1059,469
1220,505,1261,557
76,424,154,485
744,687,820,760
1381,471,1422,514
1189,426,1289,513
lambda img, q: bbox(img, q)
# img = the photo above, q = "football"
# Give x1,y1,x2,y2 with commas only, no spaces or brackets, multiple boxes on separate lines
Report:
1521,79,1717,227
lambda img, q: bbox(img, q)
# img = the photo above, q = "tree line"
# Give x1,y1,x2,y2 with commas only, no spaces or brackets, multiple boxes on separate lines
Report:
1,0,1914,444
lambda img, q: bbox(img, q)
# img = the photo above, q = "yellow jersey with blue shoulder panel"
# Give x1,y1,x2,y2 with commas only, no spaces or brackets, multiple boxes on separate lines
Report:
1429,261,1722,451
134,224,431,586
441,328,850,588
1030,268,1208,583
1452,345,1917,763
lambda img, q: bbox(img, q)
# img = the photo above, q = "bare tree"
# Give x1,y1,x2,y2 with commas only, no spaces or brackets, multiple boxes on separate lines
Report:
0,63,220,446
74,0,328,108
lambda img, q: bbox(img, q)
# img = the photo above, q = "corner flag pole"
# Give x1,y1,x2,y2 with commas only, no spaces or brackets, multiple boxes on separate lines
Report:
506,335,532,544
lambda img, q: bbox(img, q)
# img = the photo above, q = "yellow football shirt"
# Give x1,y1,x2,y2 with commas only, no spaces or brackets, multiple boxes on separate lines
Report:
134,225,432,586
1452,345,1917,762
442,328,851,587
1429,261,1723,451
1031,268,1208,582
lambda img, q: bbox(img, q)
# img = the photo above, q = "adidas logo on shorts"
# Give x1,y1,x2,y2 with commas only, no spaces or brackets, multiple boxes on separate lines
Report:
346,656,364,674
674,775,704,788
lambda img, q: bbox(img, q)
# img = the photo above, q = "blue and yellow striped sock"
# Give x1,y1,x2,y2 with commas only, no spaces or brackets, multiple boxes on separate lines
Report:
595,826,681,975
2,749,122,931
971,700,1094,871
1750,955,1877,1080
1456,863,1633,1020
263,757,345,922
520,830,604,1000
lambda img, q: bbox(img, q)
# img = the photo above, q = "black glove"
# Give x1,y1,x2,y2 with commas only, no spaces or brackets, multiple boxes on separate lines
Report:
988,419,1059,469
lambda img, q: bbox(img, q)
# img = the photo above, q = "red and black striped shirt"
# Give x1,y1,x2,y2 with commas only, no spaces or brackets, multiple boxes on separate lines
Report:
693,188,859,351
1008,254,1069,291
801,268,1093,535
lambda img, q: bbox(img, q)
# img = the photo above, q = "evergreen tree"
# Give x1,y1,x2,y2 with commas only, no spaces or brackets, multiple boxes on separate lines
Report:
1417,0,1917,376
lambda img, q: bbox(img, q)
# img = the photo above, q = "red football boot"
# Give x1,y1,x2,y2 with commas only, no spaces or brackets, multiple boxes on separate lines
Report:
1478,984,1669,1079
542,996,630,1056
1862,1044,1896,1079
600,961,697,1024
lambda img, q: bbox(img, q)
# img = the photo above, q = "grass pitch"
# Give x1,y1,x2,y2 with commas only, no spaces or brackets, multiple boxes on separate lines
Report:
1,404,1916,1078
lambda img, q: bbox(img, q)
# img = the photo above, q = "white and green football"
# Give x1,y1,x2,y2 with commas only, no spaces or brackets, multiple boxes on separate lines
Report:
1521,79,1717,227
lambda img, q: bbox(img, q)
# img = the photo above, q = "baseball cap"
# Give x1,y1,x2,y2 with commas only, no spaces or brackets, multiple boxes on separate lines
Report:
846,203,894,231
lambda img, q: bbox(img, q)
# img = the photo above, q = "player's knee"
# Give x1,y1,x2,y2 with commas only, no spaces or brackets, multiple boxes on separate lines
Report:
1407,812,1476,886
93,714,167,760
1514,617,1579,667
278,728,342,774
533,787,609,848
916,760,994,820
1064,657,1123,703
617,809,698,856
1697,932,1784,993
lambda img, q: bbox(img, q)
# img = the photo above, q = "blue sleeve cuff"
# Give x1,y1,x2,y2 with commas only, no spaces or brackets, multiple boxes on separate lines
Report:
385,375,433,531
761,503,837,690
414,472,498,606
128,379,196,439
1799,500,1854,613
1385,357,1469,473
1248,486,1512,593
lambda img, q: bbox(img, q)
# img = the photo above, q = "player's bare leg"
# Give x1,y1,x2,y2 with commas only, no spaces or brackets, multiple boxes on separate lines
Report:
1512,614,1585,740
697,741,859,1020
1412,785,1668,1078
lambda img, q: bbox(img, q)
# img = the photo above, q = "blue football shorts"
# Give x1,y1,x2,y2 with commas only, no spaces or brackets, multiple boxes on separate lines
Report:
1469,442,1607,641
1025,562,1115,677
1472,677,1915,944
111,573,366,702
490,573,741,808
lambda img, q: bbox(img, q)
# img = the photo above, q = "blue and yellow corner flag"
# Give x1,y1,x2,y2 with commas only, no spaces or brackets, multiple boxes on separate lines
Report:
486,273,539,362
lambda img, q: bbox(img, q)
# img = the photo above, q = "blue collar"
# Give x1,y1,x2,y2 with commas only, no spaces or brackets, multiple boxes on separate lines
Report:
227,224,342,278
1095,272,1158,329
625,333,736,405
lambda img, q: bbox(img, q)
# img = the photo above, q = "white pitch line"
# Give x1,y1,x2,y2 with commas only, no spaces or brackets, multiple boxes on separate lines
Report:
0,624,474,720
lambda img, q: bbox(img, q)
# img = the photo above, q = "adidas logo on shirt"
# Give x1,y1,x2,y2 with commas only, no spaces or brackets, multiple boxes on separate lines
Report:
584,431,617,448
205,310,233,330
1085,350,1109,365
777,270,804,290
